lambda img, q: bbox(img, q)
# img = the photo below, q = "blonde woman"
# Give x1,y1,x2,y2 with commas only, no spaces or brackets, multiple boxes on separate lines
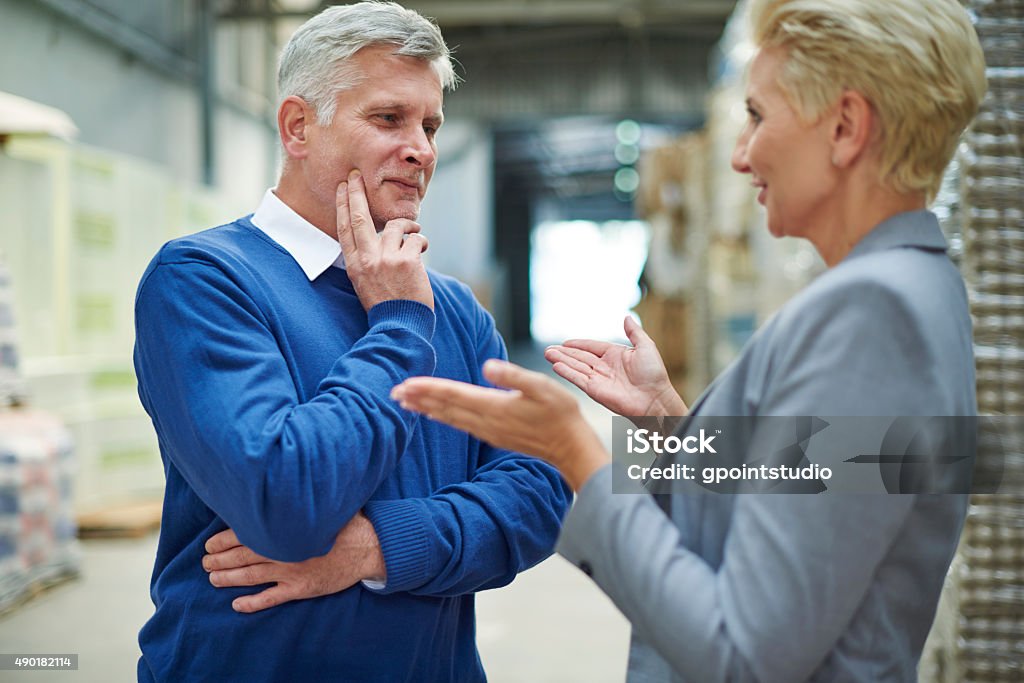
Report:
394,0,987,680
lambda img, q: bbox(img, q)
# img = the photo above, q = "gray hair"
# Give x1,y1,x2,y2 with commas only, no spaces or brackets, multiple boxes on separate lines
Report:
277,1,457,125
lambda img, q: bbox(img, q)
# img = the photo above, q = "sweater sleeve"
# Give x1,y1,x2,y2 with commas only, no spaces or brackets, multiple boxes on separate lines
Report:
133,256,436,562
557,281,952,682
363,292,572,595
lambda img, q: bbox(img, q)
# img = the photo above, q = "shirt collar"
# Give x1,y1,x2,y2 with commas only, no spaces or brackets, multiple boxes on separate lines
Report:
843,210,948,263
250,188,345,281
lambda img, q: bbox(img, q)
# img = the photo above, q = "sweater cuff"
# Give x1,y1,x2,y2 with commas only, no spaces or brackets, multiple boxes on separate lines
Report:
363,497,434,593
367,300,436,342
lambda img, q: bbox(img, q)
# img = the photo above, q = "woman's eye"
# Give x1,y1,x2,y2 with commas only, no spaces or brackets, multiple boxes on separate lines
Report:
746,107,762,124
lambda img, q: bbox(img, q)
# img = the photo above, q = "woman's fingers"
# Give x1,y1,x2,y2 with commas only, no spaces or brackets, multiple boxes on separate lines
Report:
561,337,620,356
550,361,590,390
481,359,551,398
393,378,506,440
416,394,490,435
623,315,653,349
546,346,603,374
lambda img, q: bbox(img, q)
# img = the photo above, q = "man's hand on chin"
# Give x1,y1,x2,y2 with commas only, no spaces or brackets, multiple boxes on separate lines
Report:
202,512,386,613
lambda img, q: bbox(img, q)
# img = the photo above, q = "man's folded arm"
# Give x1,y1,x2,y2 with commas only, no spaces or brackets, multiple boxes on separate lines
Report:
364,290,572,595
134,257,436,562
363,446,571,595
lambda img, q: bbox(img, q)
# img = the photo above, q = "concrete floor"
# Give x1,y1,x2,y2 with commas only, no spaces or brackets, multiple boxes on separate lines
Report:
0,534,629,682
0,346,631,682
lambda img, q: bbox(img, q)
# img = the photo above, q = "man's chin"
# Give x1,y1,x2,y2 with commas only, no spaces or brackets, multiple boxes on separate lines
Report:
371,209,421,232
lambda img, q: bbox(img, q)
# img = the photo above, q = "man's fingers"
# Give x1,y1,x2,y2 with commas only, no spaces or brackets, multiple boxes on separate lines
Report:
346,171,376,251
209,563,275,588
336,181,357,258
205,529,241,554
203,544,265,572
400,232,429,255
232,585,297,614
380,221,406,252
397,220,421,236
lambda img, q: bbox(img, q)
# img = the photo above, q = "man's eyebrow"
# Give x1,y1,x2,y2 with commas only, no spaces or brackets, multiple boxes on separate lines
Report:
368,102,444,124
369,102,411,111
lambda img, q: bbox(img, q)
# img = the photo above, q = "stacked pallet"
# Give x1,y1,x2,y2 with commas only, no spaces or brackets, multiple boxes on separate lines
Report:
923,2,1024,680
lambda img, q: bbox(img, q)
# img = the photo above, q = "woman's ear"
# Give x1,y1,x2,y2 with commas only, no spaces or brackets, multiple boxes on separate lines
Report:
278,95,313,161
829,90,874,168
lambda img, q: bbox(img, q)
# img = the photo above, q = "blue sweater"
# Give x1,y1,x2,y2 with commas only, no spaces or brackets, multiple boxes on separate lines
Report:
133,217,571,682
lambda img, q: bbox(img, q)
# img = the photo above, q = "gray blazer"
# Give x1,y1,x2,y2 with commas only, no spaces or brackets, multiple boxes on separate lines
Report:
558,210,975,682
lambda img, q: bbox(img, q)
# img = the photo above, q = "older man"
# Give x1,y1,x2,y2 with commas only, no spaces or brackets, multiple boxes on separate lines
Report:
133,3,570,681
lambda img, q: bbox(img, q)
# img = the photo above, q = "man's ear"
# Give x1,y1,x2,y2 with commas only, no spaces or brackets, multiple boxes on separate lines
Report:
279,95,313,160
829,89,874,169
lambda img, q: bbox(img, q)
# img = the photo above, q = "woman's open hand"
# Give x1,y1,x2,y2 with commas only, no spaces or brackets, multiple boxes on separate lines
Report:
392,359,609,490
544,316,686,417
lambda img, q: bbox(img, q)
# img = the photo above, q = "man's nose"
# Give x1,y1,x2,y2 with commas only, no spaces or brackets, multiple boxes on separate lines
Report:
402,128,436,168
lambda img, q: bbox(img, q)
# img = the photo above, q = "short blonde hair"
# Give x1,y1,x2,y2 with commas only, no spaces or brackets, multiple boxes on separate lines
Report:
750,0,987,200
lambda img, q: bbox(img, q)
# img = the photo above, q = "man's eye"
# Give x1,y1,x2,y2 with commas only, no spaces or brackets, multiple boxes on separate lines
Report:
376,114,398,124
424,126,437,137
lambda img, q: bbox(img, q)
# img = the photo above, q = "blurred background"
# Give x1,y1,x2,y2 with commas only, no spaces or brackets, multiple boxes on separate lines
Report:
0,0,1020,681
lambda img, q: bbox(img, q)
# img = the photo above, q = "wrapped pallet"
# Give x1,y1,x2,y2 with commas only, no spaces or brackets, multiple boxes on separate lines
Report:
920,2,1024,680
635,132,710,402
0,254,79,614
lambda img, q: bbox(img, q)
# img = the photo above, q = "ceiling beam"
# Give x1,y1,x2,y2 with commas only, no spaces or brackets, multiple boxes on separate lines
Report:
403,1,737,27
220,0,738,26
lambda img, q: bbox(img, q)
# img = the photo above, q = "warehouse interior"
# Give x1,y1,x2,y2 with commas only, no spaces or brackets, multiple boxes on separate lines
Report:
0,0,1021,681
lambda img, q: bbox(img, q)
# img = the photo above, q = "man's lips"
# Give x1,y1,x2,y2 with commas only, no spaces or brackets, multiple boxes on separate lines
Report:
384,178,422,192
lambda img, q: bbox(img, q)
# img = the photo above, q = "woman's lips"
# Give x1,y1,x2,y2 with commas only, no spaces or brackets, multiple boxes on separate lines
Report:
751,180,767,205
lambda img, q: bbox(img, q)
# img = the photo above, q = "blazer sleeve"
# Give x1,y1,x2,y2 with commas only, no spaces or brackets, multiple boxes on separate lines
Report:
557,279,952,682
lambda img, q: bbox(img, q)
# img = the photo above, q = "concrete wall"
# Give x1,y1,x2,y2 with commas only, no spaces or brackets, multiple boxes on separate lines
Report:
418,119,495,295
0,0,276,201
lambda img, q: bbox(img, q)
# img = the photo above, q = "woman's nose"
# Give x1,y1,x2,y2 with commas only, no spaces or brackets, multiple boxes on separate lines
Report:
731,129,752,174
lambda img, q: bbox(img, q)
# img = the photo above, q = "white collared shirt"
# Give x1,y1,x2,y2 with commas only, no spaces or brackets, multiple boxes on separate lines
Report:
249,187,387,590
250,188,345,280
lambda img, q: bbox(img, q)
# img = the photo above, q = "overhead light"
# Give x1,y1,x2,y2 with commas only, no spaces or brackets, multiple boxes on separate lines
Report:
615,143,640,165
615,119,642,146
614,167,640,194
